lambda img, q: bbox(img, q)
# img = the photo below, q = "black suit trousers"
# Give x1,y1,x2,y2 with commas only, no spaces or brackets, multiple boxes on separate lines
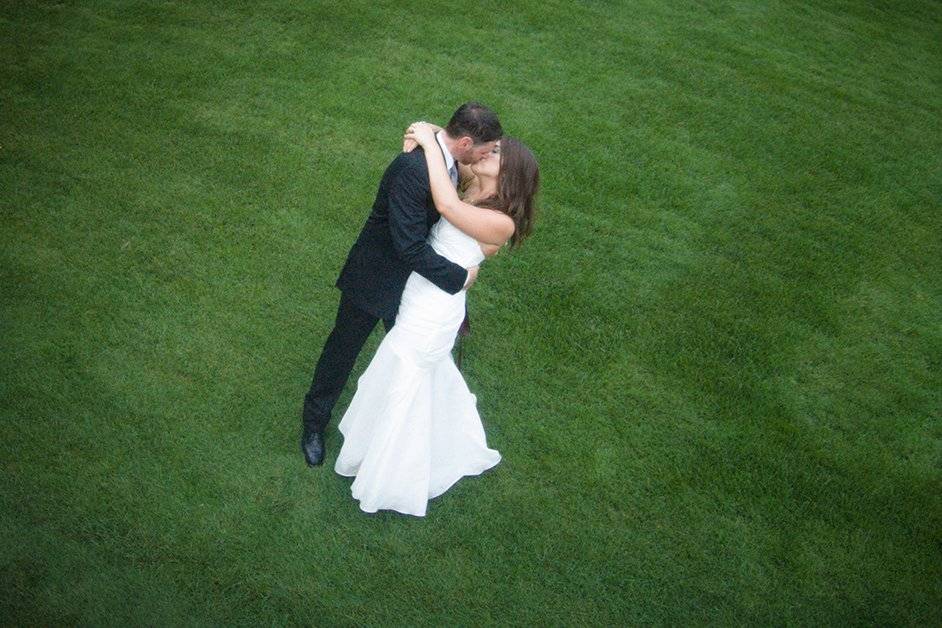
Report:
302,293,394,432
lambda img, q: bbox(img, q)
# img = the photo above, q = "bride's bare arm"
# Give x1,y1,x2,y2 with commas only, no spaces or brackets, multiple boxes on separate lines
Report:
405,122,514,246
479,241,502,257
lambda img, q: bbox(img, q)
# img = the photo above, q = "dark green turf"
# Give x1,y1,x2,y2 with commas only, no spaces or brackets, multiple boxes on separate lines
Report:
2,0,940,624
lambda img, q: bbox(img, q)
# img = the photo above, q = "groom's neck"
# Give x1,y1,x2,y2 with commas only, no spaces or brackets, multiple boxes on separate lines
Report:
439,131,462,161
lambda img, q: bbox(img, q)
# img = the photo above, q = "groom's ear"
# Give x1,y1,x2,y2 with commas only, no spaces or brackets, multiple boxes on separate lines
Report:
455,136,474,153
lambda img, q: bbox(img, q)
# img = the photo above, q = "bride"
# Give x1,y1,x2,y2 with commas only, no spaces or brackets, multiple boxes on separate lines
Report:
333,121,539,516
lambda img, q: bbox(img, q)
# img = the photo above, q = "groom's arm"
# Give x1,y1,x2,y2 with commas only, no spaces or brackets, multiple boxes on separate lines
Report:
388,159,468,294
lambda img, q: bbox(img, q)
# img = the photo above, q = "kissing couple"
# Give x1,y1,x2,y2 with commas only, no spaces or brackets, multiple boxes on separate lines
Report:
300,102,539,517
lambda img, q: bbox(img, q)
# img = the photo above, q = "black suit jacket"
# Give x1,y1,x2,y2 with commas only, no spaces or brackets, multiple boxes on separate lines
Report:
336,147,467,320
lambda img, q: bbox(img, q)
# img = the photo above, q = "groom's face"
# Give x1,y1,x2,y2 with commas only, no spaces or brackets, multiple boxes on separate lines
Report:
469,140,499,165
456,137,499,165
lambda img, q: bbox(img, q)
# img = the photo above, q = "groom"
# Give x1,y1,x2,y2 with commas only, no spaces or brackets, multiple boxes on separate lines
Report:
300,102,503,466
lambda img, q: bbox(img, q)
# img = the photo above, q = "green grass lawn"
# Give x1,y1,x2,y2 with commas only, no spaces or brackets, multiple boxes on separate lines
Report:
2,0,940,624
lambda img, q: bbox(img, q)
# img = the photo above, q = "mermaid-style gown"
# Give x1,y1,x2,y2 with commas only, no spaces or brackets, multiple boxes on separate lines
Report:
334,218,501,516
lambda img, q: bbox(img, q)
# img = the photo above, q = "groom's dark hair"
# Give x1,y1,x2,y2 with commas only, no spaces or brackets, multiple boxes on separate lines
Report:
445,102,502,145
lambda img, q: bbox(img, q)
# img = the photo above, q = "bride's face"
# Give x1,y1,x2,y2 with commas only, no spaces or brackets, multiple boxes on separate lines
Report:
470,142,501,179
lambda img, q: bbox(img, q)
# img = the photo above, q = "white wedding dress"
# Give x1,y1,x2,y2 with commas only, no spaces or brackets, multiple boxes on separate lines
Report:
334,218,501,516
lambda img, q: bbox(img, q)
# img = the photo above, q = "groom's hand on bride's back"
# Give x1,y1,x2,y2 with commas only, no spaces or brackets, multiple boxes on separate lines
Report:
463,266,479,291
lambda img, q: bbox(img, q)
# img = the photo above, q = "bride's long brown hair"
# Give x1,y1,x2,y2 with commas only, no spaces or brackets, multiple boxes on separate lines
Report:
476,136,539,248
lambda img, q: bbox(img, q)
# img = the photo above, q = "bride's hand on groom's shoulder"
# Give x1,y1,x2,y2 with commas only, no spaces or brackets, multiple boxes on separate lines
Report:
403,121,439,152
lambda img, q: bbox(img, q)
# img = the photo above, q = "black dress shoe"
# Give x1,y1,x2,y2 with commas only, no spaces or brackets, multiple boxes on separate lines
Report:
301,427,325,467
